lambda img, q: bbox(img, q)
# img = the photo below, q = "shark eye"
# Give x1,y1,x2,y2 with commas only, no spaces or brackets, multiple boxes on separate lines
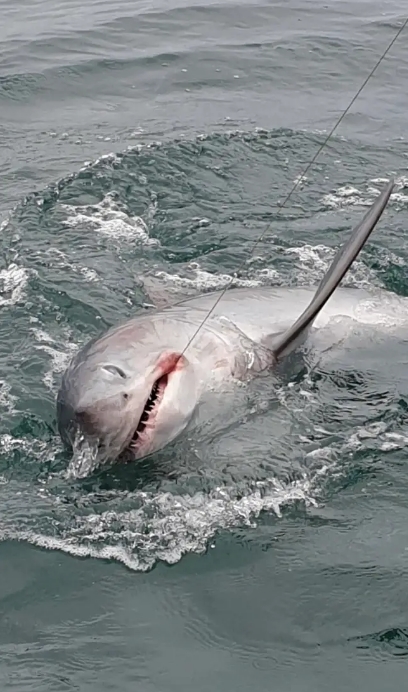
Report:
102,364,127,379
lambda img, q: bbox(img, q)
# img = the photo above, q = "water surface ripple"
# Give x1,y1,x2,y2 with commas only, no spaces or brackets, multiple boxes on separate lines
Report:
1,1,408,690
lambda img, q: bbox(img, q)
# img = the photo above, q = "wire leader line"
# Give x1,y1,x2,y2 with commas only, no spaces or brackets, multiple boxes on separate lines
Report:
179,15,408,357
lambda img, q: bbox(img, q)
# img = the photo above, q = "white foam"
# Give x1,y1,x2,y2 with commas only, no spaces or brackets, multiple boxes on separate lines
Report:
321,176,408,210
293,174,308,187
61,193,159,245
0,380,17,415
0,217,10,233
154,262,280,295
304,421,408,462
79,152,121,171
0,434,50,458
8,473,319,572
31,327,78,391
380,433,408,452
0,263,30,307
346,423,408,453
284,243,378,288
322,185,371,209
0,399,404,572
145,240,389,308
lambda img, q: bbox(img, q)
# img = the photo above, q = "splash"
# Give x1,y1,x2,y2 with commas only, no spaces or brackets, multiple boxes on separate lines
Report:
61,192,159,245
0,471,321,572
1,408,404,573
1,127,407,573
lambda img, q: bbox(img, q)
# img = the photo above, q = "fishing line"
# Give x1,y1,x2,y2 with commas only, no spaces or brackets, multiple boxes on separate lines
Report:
180,15,408,358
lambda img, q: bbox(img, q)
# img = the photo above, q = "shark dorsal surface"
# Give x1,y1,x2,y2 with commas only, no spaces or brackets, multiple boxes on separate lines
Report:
271,179,395,360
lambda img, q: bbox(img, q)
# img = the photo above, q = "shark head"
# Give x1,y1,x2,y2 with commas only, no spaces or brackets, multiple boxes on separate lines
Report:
57,317,204,476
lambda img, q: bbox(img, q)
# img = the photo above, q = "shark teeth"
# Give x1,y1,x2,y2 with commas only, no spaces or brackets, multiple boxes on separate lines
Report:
130,375,168,446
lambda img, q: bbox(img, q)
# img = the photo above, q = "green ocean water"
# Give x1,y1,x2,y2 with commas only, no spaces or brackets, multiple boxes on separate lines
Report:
1,1,408,690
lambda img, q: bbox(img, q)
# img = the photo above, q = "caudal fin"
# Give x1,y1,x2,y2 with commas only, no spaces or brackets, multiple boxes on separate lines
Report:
272,179,395,360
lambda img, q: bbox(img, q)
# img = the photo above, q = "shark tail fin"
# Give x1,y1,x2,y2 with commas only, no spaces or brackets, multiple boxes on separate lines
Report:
271,179,395,360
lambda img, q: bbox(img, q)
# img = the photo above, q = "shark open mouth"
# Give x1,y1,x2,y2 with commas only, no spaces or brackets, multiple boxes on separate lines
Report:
130,374,168,448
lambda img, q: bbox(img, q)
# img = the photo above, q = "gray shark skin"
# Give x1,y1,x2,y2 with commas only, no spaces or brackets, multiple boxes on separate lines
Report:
57,181,394,478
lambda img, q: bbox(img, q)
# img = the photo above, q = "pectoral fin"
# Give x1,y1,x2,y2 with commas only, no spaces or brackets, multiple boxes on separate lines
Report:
271,179,395,360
